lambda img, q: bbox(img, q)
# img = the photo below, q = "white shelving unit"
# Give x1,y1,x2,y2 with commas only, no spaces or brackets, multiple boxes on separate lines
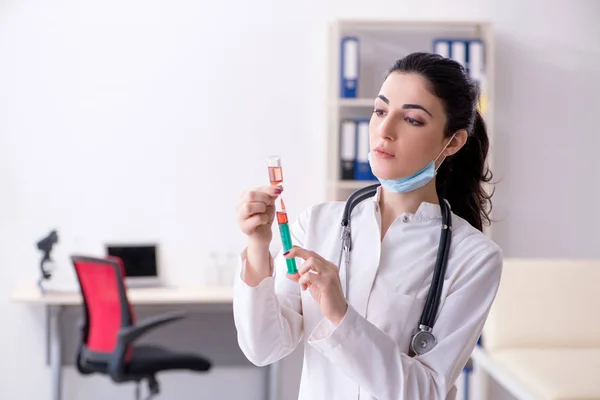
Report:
326,19,496,237
325,20,496,399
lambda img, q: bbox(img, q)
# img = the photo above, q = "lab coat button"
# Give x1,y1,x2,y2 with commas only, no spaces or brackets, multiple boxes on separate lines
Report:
402,215,409,222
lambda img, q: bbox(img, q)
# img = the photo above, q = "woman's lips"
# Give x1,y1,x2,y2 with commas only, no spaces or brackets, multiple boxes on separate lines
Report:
373,149,395,159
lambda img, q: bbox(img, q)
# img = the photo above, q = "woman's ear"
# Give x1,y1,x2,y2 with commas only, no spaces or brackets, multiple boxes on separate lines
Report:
444,129,468,157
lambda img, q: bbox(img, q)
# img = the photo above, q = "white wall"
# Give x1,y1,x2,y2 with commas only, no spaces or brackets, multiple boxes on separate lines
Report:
1,0,598,399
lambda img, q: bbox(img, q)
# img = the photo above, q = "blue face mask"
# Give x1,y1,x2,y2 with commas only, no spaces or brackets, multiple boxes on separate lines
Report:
368,135,455,193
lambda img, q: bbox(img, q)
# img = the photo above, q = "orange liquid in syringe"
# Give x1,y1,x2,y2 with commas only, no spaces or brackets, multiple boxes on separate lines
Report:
276,199,288,223
276,211,289,224
268,166,283,185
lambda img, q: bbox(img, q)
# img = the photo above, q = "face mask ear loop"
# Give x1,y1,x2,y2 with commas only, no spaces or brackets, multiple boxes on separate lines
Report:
434,133,456,173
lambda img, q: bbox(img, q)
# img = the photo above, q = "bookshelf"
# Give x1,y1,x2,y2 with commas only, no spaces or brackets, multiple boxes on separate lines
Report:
326,19,495,237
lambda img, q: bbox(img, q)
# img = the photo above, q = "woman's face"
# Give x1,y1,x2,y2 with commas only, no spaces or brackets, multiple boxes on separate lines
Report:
369,72,450,181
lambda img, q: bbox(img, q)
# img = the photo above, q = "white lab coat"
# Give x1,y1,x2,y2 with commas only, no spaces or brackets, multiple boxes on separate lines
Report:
233,187,503,400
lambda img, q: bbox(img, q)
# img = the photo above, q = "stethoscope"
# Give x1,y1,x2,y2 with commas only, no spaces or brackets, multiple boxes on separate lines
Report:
337,183,452,356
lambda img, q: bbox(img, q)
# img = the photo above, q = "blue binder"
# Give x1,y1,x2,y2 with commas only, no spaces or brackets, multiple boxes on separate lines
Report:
433,38,485,84
354,119,375,180
339,119,357,180
340,36,359,98
466,39,484,84
433,39,450,58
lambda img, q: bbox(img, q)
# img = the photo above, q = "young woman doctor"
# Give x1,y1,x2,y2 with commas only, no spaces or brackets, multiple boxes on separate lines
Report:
233,52,503,400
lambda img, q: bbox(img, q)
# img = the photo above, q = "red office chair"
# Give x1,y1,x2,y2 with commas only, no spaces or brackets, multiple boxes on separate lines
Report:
71,255,211,400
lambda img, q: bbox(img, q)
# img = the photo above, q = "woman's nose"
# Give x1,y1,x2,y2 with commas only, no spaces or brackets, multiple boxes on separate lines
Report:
377,117,397,140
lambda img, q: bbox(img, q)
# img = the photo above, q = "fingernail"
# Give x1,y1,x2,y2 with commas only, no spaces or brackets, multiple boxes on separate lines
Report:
274,188,282,194
283,251,289,256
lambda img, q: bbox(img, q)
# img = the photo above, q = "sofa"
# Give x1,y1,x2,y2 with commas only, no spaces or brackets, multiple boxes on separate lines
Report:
472,258,600,400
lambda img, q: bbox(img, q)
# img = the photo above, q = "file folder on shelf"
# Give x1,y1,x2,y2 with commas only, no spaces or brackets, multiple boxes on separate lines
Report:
340,36,359,98
433,39,450,58
467,40,484,83
450,40,467,69
432,38,485,84
466,39,487,114
354,119,375,181
339,119,357,180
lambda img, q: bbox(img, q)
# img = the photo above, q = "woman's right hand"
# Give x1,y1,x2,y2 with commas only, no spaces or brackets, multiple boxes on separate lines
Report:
236,185,282,248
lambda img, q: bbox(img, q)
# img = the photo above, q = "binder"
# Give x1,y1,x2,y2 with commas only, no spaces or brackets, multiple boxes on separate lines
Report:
340,36,359,98
432,38,485,82
354,119,375,180
467,39,487,114
450,40,467,69
467,39,484,83
433,39,450,58
339,120,357,180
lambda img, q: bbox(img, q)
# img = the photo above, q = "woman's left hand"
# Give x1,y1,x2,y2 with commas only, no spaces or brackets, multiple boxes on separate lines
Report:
285,246,348,326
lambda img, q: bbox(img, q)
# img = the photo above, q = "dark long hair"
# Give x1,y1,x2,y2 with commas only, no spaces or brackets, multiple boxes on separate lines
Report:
388,52,493,232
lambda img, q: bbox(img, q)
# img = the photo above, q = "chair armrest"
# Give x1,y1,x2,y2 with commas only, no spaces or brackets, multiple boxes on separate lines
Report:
118,311,187,344
108,311,187,383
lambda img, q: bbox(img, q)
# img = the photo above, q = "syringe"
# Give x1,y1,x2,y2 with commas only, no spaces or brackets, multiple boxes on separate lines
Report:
266,155,298,275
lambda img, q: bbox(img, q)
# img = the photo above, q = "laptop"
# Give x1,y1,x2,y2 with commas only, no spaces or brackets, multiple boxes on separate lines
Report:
105,243,163,287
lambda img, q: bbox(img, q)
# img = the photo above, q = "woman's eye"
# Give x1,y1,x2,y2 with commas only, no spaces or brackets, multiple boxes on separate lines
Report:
405,117,424,126
373,108,385,117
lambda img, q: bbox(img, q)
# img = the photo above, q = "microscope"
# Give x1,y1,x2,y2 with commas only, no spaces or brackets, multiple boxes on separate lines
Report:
36,230,58,293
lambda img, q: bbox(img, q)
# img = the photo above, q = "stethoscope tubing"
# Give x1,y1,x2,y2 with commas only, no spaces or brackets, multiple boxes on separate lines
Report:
338,184,452,354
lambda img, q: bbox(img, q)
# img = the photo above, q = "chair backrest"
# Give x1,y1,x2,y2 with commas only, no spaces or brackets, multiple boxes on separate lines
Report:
71,255,135,355
483,258,600,352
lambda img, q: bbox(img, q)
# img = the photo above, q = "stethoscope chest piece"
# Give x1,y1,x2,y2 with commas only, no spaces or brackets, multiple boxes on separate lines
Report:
410,325,437,356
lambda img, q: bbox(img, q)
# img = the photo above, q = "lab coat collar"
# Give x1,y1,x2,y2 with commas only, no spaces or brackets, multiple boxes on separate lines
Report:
370,185,445,221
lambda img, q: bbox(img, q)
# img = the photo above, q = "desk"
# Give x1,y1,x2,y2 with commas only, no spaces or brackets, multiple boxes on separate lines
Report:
12,284,278,400
12,284,234,305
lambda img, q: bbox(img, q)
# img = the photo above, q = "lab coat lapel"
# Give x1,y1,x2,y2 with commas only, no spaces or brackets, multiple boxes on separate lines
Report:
348,201,381,318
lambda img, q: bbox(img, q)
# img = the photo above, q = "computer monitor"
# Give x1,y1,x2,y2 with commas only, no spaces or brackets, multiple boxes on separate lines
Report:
105,243,162,287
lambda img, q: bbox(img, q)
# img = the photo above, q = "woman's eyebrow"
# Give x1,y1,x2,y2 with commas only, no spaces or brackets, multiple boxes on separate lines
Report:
377,94,390,104
403,104,433,117
376,94,433,117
